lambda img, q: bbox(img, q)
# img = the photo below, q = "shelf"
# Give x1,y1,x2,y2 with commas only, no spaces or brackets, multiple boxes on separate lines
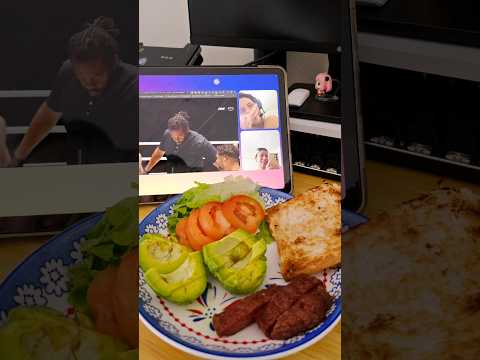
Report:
365,141,480,182
293,163,341,181
357,32,480,82
289,117,341,139
288,83,341,124
7,126,66,135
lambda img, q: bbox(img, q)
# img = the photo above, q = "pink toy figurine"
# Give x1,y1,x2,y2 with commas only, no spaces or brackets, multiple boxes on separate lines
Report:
315,72,333,97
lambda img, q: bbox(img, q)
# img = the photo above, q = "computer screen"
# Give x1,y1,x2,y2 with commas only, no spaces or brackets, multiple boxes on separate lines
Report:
139,67,292,196
188,0,342,52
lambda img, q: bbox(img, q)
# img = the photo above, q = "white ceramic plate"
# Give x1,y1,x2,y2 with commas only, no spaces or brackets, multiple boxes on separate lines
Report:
139,188,352,360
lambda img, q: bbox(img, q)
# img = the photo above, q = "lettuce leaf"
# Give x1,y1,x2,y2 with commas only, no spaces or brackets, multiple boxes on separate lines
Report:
167,176,261,235
255,221,275,244
68,196,138,314
0,307,128,359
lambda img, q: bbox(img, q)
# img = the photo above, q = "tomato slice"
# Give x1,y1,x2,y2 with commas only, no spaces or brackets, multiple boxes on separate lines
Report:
175,218,190,247
198,202,225,241
213,206,235,236
186,209,215,250
221,195,265,234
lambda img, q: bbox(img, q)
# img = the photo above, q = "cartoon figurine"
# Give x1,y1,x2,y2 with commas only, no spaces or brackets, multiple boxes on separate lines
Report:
315,72,333,97
314,72,339,102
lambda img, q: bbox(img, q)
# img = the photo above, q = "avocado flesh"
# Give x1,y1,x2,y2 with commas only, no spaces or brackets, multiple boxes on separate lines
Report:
219,258,267,294
139,234,188,273
202,229,267,294
0,307,128,360
145,252,207,304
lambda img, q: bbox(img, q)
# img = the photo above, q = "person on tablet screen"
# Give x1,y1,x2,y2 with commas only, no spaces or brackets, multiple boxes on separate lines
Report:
0,115,11,167
144,111,217,173
239,93,279,129
9,17,137,166
213,144,240,171
255,148,280,170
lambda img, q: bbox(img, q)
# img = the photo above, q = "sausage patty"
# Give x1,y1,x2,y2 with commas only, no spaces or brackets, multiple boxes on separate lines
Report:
255,275,322,337
213,285,279,337
269,284,333,340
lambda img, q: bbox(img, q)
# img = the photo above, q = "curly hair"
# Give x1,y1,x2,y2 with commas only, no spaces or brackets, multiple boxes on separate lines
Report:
68,16,120,67
217,144,239,161
167,111,191,133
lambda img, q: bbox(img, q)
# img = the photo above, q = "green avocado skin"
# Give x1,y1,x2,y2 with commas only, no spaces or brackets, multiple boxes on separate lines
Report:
0,306,128,360
144,252,207,305
202,229,267,295
139,234,189,274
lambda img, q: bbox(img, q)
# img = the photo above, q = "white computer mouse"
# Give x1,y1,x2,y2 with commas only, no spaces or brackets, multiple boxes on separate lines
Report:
288,88,310,107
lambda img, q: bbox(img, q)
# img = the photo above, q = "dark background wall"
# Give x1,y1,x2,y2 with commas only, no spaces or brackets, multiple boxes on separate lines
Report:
0,1,138,126
0,1,138,91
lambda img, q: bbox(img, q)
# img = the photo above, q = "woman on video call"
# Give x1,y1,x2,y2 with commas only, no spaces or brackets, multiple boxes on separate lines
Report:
239,93,279,129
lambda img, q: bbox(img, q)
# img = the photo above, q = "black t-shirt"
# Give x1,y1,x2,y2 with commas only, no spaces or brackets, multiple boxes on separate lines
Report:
160,130,217,169
46,60,138,151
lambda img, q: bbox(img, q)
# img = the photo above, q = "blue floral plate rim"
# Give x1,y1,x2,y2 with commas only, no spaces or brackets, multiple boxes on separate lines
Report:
139,187,364,360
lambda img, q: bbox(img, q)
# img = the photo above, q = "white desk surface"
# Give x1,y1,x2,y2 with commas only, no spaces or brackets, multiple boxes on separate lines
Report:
0,163,138,217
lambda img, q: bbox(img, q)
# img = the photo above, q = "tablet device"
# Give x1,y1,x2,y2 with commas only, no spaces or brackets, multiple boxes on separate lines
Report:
139,66,292,196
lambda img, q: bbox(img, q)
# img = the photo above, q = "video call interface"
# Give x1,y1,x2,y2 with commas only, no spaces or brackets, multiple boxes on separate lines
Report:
139,74,285,194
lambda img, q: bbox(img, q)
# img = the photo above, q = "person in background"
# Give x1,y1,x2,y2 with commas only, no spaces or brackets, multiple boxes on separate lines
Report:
255,147,280,170
139,153,146,175
214,144,240,171
239,93,279,129
8,17,137,166
0,115,11,166
144,111,217,173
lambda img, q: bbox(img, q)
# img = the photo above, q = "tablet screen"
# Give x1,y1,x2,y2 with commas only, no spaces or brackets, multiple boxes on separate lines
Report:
139,71,289,195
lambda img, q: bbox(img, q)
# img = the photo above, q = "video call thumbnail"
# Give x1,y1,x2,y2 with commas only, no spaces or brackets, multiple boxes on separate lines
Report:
140,95,238,143
138,80,284,182
240,130,282,171
239,90,279,130
139,94,239,174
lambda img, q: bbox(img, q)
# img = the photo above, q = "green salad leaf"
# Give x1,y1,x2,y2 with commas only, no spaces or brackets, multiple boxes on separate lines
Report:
255,220,275,244
167,176,261,235
68,196,138,313
0,307,128,360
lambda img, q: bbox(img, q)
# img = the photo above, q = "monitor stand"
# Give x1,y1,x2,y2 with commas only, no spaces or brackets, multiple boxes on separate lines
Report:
253,49,287,68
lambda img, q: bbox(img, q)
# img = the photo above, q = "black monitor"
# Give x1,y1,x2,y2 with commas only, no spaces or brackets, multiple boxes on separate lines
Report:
188,0,342,53
187,0,366,211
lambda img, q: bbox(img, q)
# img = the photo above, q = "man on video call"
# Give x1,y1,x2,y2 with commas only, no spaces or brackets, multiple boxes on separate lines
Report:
214,144,240,171
255,147,280,170
143,111,217,174
7,17,137,166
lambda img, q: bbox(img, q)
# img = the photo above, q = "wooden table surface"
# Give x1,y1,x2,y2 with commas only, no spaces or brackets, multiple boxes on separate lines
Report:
2,162,479,359
138,172,341,360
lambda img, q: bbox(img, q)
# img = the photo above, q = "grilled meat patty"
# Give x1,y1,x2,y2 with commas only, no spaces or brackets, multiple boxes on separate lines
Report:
270,284,333,340
212,285,279,337
255,275,322,337
213,275,333,340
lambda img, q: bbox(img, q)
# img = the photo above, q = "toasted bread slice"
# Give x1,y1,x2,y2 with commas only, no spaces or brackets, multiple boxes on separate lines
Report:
342,188,480,360
267,180,341,280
